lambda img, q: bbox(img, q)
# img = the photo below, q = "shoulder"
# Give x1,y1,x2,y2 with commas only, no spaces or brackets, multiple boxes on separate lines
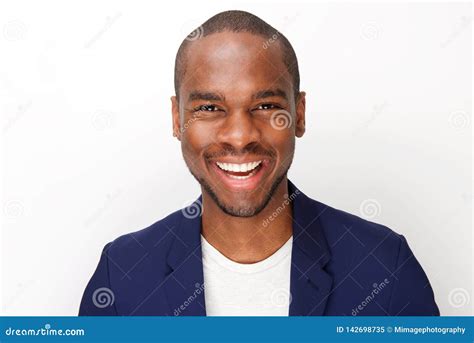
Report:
317,199,403,250
104,208,185,265
309,198,406,269
309,198,438,315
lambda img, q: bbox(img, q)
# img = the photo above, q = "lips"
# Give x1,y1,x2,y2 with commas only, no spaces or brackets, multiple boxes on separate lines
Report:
210,159,270,191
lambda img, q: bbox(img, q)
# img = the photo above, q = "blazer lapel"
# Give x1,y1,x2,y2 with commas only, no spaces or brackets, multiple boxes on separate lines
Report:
163,197,206,316
288,181,333,316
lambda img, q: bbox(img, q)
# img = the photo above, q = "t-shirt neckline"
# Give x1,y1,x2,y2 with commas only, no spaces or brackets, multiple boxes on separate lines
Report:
200,234,293,274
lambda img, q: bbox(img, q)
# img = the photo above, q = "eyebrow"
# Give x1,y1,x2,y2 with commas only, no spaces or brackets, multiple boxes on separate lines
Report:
187,88,289,102
188,91,224,102
253,88,288,101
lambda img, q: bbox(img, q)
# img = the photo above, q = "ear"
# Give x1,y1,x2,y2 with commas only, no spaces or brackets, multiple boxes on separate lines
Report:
171,95,182,141
295,91,306,138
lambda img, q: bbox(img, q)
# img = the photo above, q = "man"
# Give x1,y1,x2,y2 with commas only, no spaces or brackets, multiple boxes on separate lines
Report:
79,10,439,316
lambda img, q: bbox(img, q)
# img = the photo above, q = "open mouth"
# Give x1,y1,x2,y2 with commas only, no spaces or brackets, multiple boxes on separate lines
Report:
215,161,263,180
210,159,269,191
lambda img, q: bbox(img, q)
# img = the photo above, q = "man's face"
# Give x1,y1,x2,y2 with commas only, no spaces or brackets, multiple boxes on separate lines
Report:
172,31,306,217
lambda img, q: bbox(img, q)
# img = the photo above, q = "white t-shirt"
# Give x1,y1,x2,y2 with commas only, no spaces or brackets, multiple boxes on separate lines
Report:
201,234,293,316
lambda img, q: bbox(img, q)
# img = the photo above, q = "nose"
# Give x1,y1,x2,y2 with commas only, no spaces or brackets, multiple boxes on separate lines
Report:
216,109,261,151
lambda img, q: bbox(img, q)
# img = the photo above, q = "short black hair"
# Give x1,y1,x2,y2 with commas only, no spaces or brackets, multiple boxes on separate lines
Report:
174,10,300,100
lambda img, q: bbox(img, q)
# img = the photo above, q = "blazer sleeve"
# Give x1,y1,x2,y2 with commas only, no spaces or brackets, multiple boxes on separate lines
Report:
79,242,118,316
388,235,440,315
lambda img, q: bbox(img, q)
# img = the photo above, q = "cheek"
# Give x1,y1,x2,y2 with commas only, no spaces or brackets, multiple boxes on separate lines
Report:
272,133,295,170
181,124,213,164
265,130,295,157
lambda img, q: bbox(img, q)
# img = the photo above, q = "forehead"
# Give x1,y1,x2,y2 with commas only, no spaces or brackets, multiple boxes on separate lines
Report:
180,32,292,99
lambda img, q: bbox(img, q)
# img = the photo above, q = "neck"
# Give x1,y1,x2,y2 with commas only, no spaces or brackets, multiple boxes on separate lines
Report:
201,177,293,264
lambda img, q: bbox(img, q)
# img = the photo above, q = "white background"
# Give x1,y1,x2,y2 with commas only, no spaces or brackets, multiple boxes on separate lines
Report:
1,0,472,316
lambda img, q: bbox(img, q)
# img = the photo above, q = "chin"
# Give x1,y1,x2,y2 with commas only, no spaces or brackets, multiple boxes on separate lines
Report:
212,191,276,218
191,165,289,218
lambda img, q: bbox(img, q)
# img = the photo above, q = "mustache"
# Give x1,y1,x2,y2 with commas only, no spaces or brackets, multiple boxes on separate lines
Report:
203,143,276,159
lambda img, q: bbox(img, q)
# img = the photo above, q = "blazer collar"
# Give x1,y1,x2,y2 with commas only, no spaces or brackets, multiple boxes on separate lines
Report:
164,180,333,316
287,180,333,315
164,203,207,316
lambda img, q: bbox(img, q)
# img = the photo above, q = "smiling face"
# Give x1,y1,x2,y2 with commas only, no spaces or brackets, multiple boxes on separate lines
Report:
172,31,306,217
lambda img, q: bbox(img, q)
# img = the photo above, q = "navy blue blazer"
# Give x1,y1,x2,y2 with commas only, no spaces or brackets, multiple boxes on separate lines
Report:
79,181,439,316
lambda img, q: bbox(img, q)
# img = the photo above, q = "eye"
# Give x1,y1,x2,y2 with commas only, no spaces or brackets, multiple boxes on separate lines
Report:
256,103,281,111
194,104,220,112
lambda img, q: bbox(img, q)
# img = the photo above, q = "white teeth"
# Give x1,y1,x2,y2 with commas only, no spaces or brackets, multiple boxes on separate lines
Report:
216,160,262,173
